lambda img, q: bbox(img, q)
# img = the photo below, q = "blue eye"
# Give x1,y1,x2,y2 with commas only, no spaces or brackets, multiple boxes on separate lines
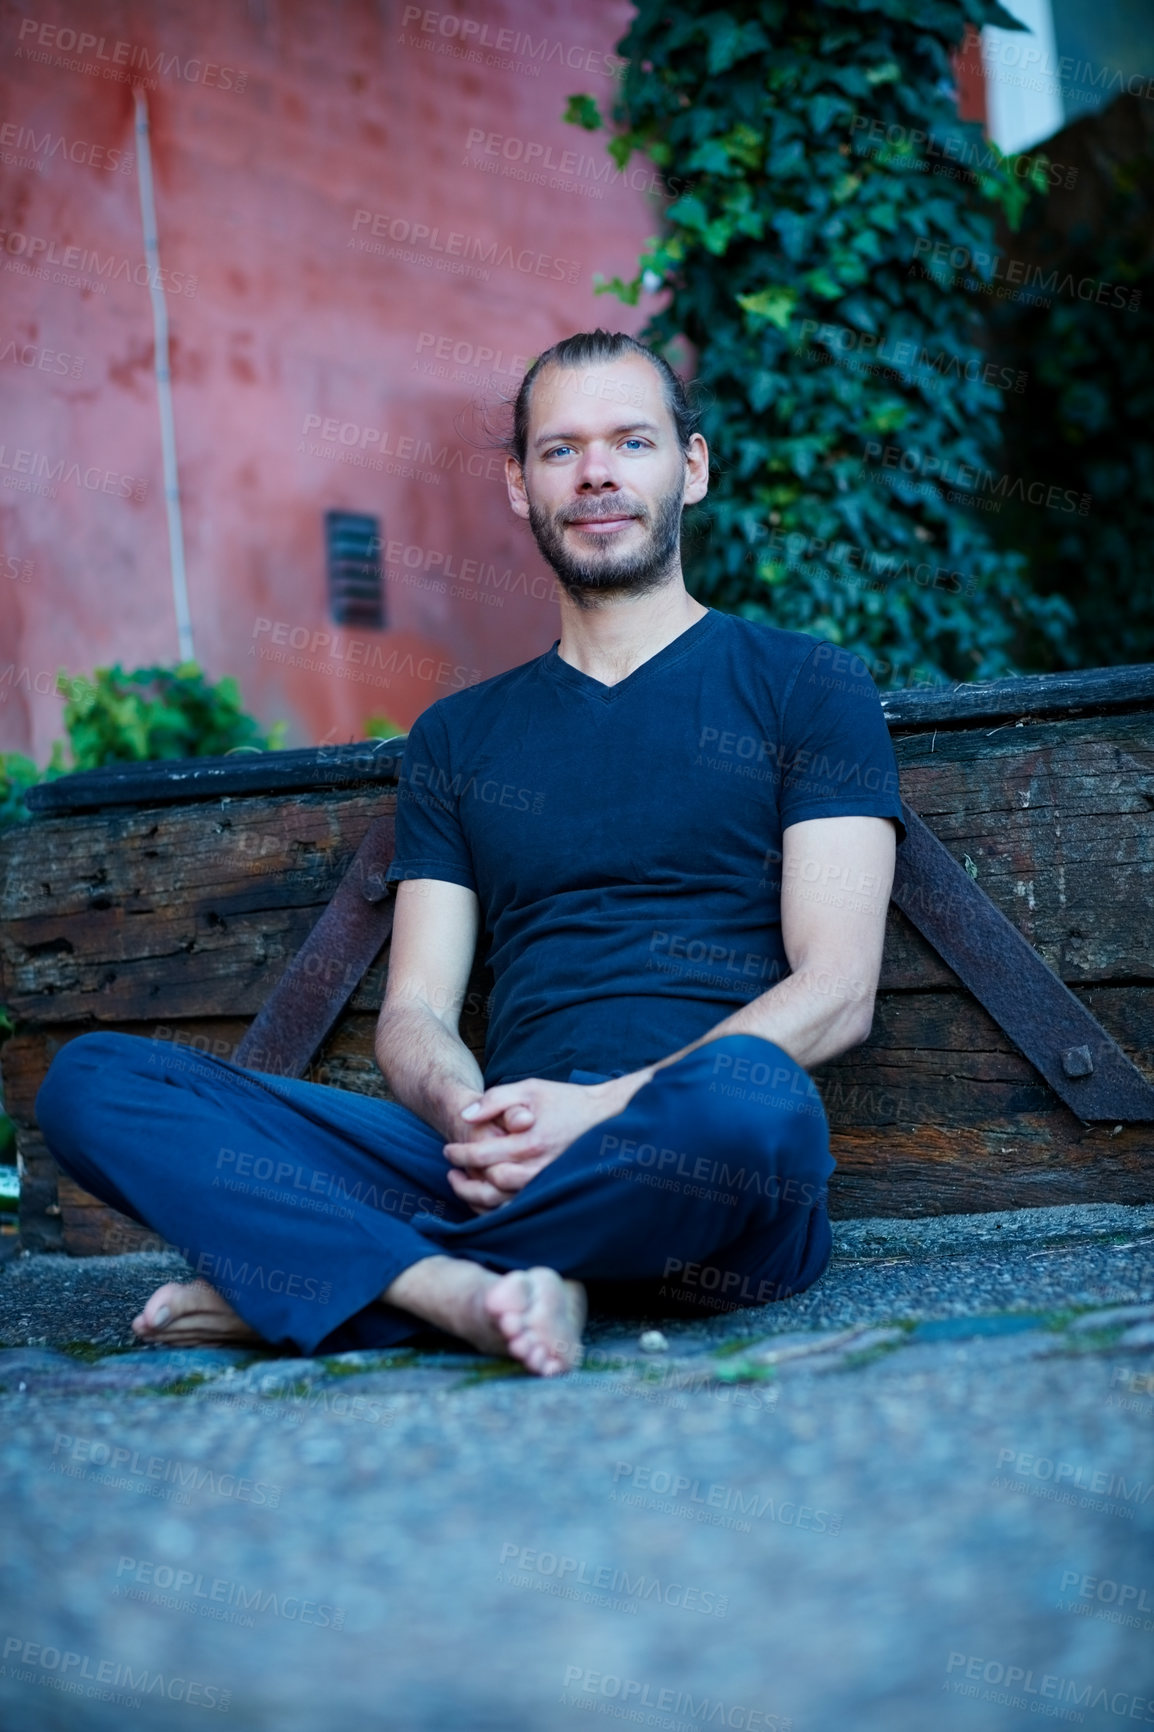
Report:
545,445,573,459
623,438,647,450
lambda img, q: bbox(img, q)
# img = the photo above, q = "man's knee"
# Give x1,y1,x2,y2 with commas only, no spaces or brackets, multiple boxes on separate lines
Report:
684,1034,831,1204
36,1031,144,1140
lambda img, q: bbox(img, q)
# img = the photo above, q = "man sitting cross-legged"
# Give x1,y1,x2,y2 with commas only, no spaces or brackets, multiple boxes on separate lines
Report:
35,330,904,1377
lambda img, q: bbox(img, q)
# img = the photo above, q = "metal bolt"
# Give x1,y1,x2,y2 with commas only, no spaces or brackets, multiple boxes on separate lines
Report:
1062,1045,1094,1079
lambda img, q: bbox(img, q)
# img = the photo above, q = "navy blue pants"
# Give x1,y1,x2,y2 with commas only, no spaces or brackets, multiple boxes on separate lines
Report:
35,1029,834,1356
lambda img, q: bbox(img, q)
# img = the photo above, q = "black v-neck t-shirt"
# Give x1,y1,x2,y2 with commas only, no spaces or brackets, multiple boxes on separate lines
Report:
386,609,904,1087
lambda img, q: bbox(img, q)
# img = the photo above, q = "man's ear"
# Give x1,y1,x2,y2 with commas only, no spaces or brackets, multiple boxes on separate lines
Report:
506,455,530,520
683,433,709,507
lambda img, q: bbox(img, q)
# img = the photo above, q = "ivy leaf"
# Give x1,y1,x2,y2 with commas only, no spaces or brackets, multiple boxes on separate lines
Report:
737,286,798,330
687,137,737,175
670,192,711,232
809,92,849,133
563,94,603,131
805,266,844,299
592,271,642,306
706,15,768,75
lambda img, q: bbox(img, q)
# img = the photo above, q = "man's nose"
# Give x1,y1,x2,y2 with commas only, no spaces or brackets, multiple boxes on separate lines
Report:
575,450,620,490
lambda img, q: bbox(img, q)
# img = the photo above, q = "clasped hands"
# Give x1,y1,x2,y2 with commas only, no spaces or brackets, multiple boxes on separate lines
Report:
443,1076,628,1214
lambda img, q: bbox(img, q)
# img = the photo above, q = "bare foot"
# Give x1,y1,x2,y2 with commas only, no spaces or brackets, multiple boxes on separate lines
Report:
384,1256,586,1377
132,1279,264,1347
484,1267,587,1377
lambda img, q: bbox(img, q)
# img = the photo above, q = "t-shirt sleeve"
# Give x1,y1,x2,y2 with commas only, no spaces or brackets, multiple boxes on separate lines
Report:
385,704,479,893
778,642,906,843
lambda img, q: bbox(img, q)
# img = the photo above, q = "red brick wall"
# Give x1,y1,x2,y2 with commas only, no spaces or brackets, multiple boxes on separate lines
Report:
0,0,659,757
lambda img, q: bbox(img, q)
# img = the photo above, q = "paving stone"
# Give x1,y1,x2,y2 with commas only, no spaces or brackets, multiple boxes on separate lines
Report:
745,1324,879,1364
1067,1301,1154,1331
0,1346,77,1390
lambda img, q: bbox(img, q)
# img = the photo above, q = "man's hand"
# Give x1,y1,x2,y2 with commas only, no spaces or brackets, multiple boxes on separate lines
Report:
444,1077,632,1214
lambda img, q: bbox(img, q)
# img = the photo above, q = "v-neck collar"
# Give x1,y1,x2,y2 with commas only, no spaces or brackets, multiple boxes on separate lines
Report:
541,607,720,704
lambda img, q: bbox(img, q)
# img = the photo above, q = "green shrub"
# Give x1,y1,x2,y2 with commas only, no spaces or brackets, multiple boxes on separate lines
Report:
0,745,65,831
0,663,286,832
566,0,1078,686
0,666,286,1170
61,662,287,768
363,713,405,740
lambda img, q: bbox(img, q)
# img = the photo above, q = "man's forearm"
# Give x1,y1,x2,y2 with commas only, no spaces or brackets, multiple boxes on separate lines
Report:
375,1003,485,1142
603,964,872,1116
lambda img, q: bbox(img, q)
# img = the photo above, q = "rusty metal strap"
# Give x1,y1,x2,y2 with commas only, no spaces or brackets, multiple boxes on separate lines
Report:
233,811,396,1080
892,802,1154,1121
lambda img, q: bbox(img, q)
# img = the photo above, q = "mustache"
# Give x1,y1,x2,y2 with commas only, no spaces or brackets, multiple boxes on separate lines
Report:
560,502,647,524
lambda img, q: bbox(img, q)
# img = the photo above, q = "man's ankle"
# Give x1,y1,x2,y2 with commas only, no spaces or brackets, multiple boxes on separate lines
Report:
384,1255,491,1333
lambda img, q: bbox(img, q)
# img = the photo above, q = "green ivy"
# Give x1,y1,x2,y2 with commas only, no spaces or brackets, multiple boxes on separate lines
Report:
566,0,1078,686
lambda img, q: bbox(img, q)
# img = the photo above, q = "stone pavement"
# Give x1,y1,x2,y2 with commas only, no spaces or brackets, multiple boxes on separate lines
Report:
1,1203,1152,1732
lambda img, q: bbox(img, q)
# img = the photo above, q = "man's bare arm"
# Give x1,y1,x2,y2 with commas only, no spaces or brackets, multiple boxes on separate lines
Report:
578,813,898,1115
374,878,490,1142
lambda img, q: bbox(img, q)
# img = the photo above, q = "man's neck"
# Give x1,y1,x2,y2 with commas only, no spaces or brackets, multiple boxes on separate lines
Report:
554,579,709,688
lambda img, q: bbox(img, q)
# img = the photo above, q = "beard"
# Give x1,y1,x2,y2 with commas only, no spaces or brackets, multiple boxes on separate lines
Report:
527,483,684,608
